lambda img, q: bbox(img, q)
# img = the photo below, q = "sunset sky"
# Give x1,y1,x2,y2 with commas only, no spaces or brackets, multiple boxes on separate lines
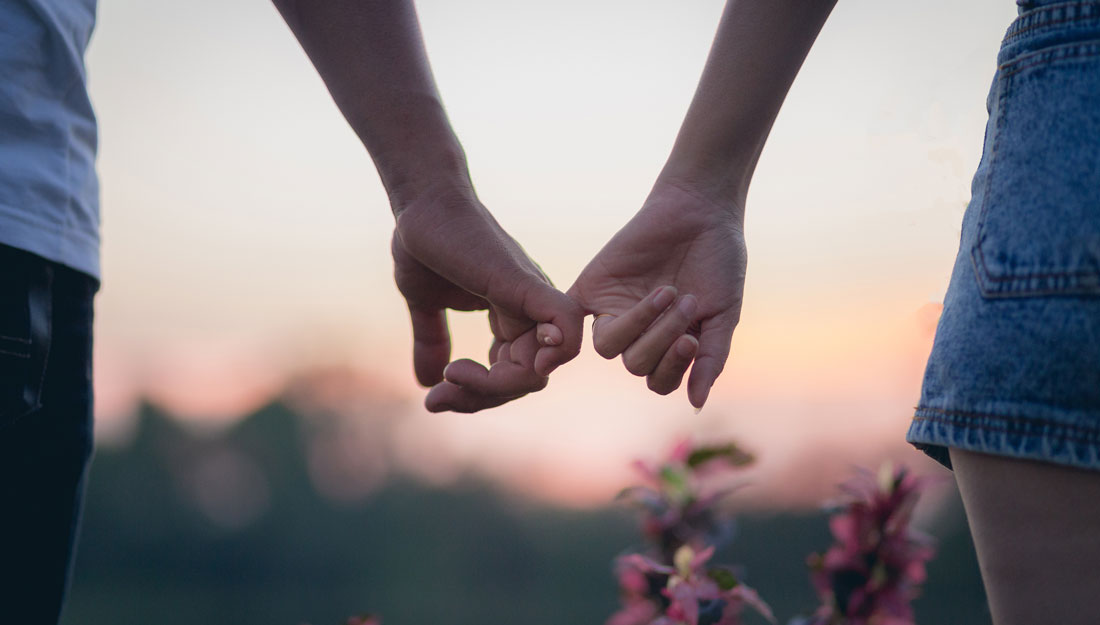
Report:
86,0,1020,508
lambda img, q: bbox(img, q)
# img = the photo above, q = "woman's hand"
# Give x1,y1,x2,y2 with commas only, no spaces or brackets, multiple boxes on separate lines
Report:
568,180,747,408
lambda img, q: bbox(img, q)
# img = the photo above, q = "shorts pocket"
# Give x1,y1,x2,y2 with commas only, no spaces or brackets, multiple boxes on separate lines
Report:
971,40,1100,298
0,249,52,427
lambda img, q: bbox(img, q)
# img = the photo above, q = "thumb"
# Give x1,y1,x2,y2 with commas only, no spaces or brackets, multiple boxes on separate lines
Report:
519,280,584,376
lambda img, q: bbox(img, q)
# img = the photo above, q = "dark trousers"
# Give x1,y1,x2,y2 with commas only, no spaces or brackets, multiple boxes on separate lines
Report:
0,243,96,625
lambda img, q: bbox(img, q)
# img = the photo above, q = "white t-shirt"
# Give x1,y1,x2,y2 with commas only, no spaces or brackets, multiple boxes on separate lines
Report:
0,0,99,279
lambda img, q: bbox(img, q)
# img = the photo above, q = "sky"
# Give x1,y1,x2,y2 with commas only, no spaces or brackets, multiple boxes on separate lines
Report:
86,0,1021,508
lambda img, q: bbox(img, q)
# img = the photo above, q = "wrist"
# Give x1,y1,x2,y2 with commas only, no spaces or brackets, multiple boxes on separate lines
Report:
381,143,474,218
653,160,750,224
657,138,760,214
351,92,474,216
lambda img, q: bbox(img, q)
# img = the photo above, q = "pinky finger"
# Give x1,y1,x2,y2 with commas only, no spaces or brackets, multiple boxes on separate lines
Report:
646,335,698,396
535,322,563,347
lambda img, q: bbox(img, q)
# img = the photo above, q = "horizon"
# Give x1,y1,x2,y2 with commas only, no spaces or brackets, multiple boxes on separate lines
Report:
86,0,1018,512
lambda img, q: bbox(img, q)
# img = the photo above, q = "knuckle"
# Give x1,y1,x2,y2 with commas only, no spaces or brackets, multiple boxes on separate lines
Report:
622,353,650,377
647,376,674,395
593,338,619,360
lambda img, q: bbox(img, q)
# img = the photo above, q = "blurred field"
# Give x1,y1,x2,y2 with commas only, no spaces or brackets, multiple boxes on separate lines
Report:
63,401,989,625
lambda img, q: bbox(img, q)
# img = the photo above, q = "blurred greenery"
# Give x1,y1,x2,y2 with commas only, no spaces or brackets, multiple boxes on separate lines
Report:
62,401,990,625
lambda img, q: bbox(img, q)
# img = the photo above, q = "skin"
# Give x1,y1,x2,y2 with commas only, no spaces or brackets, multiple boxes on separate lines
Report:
568,181,745,407
586,2,1100,622
272,0,1100,620
952,449,1100,625
569,0,837,408
271,0,583,412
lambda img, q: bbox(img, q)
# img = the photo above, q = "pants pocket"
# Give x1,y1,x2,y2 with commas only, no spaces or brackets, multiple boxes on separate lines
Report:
0,246,53,427
971,40,1100,298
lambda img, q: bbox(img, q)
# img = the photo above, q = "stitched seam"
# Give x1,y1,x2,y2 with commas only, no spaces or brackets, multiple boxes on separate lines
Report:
1007,12,1100,42
971,66,1010,293
973,45,1100,293
916,406,1100,435
34,291,52,413
0,349,30,358
912,414,1100,446
1000,45,1100,76
0,335,31,344
979,264,1100,281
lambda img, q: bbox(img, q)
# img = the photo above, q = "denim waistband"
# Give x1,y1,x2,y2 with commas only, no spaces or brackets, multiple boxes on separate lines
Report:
1018,0,1097,11
1002,2,1100,64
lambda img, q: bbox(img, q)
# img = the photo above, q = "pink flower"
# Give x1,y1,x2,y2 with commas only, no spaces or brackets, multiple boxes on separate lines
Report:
610,441,766,625
805,463,937,625
612,545,774,625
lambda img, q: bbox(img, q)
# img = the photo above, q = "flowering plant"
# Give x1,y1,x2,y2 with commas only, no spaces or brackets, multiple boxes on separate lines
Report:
791,463,935,625
608,439,773,625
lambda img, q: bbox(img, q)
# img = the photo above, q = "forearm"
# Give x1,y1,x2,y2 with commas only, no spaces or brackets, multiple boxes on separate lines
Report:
660,0,837,211
272,0,471,214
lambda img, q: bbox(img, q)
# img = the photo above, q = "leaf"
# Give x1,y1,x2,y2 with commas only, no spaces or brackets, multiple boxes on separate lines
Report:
686,444,754,469
706,567,740,591
616,486,666,512
659,465,691,500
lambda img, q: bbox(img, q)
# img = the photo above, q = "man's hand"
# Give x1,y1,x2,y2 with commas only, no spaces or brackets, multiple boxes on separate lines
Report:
568,180,747,409
393,185,583,412
272,0,581,411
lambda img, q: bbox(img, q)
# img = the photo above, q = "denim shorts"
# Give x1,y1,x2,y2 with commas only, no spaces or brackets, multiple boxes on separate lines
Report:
907,1,1100,471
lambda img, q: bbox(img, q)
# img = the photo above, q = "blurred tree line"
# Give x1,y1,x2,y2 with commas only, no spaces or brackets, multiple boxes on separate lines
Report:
62,401,990,625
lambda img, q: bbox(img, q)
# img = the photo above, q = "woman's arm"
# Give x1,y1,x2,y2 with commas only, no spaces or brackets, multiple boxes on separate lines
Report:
661,0,838,211
570,0,837,407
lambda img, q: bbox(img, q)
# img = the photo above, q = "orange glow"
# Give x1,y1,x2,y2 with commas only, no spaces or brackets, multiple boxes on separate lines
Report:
86,0,1010,510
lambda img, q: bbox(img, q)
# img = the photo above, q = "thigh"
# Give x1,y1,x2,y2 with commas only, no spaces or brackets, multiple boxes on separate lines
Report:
0,244,96,625
952,448,1100,625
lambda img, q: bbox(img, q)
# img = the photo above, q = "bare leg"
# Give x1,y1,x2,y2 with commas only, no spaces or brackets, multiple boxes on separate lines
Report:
951,448,1100,625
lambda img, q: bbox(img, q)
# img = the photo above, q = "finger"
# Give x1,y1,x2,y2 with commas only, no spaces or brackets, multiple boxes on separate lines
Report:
488,337,506,365
535,322,562,347
687,313,737,409
646,335,699,396
591,286,678,359
409,307,451,386
621,294,698,377
425,381,524,413
522,286,585,377
443,331,546,397
441,358,549,398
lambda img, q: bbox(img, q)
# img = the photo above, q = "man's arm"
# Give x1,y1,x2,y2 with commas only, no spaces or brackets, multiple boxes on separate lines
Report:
272,0,464,213
570,0,837,408
272,0,583,412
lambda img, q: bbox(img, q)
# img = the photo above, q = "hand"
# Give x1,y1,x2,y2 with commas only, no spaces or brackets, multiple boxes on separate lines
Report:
392,185,583,413
567,179,747,408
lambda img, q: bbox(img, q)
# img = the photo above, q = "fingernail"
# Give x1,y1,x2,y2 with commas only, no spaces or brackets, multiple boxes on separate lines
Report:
542,334,558,346
653,286,676,311
696,382,713,410
677,295,697,318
